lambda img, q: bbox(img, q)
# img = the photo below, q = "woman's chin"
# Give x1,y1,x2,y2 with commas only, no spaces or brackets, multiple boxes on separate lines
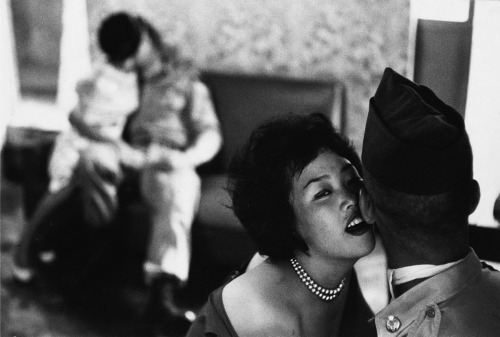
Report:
350,224,376,258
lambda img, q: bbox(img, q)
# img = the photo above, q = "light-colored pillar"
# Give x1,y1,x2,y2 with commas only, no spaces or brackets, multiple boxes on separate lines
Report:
0,0,19,148
57,0,92,115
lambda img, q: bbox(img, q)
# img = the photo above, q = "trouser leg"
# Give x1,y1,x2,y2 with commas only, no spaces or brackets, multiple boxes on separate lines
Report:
12,142,120,279
140,167,200,284
12,185,75,280
77,143,122,228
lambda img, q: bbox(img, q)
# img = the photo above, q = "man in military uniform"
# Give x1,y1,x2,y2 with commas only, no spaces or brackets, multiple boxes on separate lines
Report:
360,67,500,336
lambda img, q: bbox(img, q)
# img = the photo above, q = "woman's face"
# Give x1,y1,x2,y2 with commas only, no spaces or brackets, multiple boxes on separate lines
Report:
291,150,375,262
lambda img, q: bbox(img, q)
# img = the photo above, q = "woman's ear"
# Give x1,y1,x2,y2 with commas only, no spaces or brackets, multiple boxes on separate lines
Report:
360,186,376,224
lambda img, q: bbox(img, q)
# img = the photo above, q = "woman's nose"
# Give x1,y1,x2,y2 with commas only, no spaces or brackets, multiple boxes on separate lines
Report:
340,189,357,211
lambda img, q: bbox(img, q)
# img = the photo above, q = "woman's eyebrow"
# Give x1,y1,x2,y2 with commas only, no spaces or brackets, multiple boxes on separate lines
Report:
303,175,329,190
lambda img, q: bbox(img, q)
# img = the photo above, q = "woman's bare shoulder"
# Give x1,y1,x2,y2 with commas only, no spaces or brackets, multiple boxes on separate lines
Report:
222,263,292,336
222,268,269,320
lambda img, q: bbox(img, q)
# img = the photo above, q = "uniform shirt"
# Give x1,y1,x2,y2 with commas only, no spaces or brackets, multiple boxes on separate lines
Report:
128,63,222,169
129,66,219,150
374,250,500,337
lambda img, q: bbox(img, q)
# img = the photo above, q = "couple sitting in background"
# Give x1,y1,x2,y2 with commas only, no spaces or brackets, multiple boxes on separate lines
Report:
13,11,222,332
187,68,500,337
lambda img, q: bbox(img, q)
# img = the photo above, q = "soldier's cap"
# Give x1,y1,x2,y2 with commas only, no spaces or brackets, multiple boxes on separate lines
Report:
362,67,473,195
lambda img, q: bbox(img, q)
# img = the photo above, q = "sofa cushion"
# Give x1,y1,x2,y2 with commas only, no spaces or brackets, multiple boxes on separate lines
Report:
196,174,239,230
193,174,255,267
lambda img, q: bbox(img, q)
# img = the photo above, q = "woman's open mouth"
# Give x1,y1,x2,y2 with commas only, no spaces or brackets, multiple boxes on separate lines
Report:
345,216,371,236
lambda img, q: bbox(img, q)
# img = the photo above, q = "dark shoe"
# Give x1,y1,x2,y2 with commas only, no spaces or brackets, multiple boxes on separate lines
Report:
143,273,195,336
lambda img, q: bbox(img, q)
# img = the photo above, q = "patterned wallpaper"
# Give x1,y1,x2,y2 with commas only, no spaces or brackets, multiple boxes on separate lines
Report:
87,0,410,151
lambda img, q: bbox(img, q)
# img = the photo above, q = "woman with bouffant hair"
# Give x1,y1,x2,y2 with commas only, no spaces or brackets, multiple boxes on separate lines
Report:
187,113,376,337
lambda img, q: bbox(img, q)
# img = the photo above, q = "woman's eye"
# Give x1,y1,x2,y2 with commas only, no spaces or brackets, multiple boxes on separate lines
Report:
314,189,331,199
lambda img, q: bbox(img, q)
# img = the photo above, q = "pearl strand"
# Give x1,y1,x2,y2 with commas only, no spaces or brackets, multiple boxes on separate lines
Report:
290,258,346,302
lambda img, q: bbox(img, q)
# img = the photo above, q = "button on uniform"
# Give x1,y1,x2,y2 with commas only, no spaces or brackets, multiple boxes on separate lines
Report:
425,307,435,318
386,315,401,333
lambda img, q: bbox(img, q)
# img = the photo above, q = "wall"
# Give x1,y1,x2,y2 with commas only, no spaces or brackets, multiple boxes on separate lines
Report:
87,0,410,151
11,0,62,96
465,1,500,227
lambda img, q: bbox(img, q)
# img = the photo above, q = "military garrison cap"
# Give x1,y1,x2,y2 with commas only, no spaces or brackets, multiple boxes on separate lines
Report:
362,67,473,195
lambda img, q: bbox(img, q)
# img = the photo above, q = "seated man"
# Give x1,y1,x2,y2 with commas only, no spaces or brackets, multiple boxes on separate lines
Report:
13,51,139,281
360,67,500,336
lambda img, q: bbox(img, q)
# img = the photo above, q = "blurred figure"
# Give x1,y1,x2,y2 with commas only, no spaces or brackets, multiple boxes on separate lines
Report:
14,12,222,333
187,113,376,337
13,57,139,281
360,68,500,336
51,64,139,193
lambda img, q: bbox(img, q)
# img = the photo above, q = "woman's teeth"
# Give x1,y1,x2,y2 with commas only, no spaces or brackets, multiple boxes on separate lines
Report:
345,216,370,236
347,217,364,229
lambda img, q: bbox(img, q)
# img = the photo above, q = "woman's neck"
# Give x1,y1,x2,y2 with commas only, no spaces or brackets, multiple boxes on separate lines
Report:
293,251,355,289
274,258,352,337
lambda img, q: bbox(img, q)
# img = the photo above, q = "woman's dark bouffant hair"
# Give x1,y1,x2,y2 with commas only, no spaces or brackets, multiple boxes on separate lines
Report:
228,113,362,260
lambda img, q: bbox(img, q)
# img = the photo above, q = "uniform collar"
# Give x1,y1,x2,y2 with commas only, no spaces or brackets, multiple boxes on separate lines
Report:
374,249,482,335
387,255,467,299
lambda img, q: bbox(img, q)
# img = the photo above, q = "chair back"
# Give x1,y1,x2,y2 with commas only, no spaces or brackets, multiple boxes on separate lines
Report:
201,72,346,172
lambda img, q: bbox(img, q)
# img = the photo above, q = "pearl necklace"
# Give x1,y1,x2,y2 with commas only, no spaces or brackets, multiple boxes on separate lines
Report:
290,258,346,302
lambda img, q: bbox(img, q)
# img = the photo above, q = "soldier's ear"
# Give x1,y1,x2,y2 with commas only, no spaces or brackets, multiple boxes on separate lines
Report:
468,180,481,215
360,186,376,224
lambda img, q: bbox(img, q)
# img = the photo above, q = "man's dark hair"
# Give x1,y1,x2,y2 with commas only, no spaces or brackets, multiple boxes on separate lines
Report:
98,12,142,64
228,113,361,260
364,171,473,241
98,12,186,69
